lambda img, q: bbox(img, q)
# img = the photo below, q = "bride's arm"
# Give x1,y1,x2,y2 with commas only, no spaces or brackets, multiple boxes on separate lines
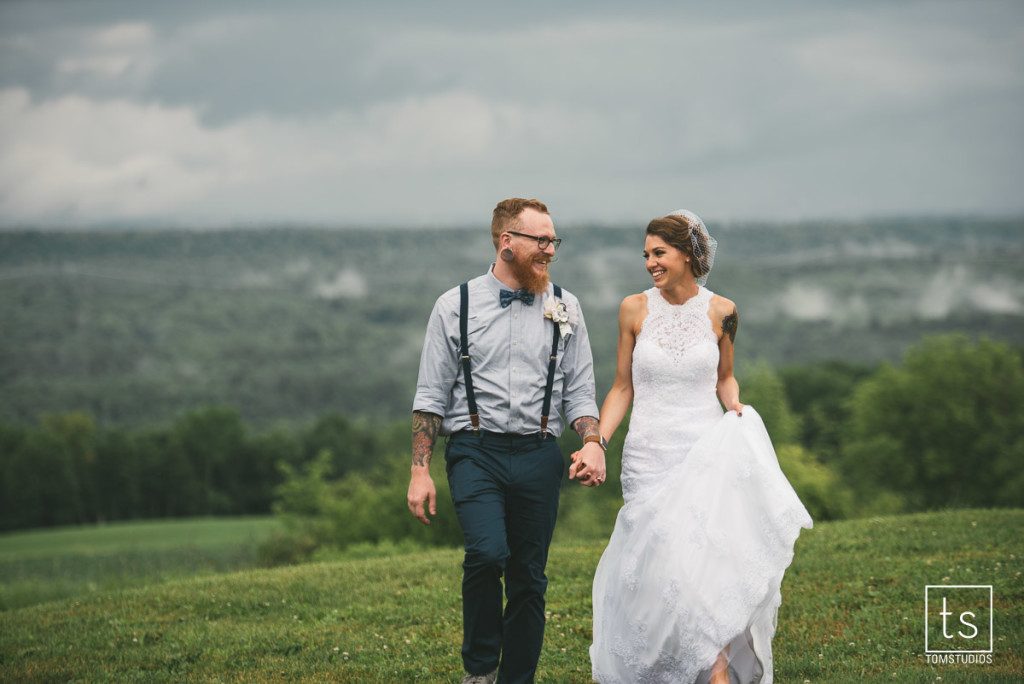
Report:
598,294,643,440
713,295,744,415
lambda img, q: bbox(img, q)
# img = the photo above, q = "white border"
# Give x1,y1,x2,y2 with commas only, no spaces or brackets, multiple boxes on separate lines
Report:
925,585,994,653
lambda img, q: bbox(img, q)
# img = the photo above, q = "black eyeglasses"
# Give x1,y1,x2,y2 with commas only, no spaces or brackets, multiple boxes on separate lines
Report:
506,231,562,251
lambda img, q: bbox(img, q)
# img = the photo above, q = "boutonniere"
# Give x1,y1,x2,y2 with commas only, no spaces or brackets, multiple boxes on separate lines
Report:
543,295,573,339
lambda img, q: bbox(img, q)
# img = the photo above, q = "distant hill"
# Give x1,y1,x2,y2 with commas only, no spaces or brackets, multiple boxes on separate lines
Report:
1,217,1021,427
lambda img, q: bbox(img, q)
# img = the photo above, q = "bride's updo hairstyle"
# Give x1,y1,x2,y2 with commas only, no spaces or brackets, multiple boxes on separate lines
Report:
645,210,717,285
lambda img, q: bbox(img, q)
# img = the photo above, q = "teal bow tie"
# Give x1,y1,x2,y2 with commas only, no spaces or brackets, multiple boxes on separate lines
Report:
500,288,535,308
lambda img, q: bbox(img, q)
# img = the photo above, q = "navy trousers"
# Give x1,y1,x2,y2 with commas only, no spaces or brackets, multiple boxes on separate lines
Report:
445,431,564,684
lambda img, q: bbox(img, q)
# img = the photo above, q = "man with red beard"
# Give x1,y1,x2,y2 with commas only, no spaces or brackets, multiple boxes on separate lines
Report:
408,198,606,684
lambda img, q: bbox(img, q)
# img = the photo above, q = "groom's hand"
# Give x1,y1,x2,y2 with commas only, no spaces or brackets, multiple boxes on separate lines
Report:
407,468,437,525
409,411,441,524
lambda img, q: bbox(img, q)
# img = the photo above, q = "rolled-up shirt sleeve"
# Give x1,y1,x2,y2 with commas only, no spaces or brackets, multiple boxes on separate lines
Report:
412,294,459,418
559,295,600,428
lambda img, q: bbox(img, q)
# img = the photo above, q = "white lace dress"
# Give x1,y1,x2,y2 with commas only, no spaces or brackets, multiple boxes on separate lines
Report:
590,286,813,684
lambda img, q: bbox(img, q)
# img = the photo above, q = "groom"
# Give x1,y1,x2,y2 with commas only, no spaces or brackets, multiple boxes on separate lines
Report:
407,198,607,684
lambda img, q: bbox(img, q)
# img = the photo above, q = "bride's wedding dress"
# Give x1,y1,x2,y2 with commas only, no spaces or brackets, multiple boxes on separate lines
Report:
591,286,813,684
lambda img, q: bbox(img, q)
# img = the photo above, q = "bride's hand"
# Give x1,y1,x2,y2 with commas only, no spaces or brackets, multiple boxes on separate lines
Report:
732,403,745,417
570,444,607,486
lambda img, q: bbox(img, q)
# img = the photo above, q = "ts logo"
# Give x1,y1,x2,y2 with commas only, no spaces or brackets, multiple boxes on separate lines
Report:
925,585,993,654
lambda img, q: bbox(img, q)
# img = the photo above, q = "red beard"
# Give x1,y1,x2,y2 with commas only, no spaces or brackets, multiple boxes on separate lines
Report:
509,251,551,294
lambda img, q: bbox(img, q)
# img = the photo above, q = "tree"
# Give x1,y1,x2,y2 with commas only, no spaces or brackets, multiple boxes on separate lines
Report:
0,424,28,530
841,335,1024,510
266,447,462,563
42,412,96,523
775,444,854,521
303,413,405,478
779,360,874,463
739,362,801,445
172,406,248,515
92,428,141,522
135,426,203,518
2,428,79,528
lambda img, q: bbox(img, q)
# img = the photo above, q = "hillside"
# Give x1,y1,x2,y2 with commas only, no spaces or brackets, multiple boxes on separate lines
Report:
1,217,1022,427
0,509,1021,682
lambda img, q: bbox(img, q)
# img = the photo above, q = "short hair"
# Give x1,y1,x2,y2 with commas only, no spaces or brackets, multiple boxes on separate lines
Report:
491,198,549,250
645,214,712,281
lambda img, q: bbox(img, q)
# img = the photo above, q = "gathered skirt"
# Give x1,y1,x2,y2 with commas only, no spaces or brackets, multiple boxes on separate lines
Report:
590,407,813,684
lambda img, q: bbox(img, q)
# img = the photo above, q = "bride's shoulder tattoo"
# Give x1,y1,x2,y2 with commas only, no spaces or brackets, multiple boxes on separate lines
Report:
722,309,738,343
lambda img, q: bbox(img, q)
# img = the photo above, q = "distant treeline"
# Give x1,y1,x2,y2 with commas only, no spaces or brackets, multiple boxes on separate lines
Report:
0,408,406,532
2,335,1021,545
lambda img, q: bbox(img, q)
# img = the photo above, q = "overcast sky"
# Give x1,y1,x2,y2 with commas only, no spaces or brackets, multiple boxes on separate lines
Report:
1,0,1022,229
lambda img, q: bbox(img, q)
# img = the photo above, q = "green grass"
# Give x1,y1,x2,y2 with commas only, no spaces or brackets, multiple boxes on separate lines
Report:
0,516,280,611
1,510,1022,682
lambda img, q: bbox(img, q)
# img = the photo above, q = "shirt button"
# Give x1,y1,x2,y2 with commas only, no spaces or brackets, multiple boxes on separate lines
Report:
512,340,518,346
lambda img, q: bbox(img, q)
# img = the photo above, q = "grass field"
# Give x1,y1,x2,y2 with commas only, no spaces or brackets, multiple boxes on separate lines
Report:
0,516,281,611
1,510,1021,682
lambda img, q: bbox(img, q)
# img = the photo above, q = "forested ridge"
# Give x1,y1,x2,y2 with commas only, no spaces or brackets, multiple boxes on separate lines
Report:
1,217,1021,428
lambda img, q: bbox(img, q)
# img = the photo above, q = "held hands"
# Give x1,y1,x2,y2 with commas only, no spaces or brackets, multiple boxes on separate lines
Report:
569,442,607,487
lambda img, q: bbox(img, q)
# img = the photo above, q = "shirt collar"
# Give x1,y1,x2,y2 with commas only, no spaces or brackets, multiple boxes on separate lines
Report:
484,264,506,296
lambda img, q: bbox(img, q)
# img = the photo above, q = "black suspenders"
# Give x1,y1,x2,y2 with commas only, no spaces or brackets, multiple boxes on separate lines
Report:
459,283,480,434
459,282,563,438
540,284,562,438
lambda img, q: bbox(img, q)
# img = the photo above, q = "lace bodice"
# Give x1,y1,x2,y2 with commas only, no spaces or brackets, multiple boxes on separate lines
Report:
621,286,723,502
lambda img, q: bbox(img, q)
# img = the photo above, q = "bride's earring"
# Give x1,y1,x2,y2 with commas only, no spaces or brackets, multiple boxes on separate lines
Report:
500,248,514,262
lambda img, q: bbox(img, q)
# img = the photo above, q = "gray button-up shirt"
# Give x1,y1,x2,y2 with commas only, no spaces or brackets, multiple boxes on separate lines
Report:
413,267,599,437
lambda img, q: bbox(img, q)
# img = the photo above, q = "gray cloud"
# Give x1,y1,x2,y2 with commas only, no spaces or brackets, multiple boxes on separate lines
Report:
0,0,1022,227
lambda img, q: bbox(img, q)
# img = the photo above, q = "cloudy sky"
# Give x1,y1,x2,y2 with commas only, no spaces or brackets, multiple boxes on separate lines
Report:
1,0,1022,229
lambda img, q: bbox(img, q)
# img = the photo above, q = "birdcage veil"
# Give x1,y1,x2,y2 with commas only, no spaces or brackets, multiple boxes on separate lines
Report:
669,209,717,286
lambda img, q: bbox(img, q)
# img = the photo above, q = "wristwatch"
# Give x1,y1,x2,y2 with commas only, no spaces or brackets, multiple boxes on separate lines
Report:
584,435,608,451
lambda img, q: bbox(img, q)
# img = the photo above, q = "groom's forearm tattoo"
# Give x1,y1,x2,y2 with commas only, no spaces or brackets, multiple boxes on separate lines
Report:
412,411,442,468
723,309,739,343
573,415,600,440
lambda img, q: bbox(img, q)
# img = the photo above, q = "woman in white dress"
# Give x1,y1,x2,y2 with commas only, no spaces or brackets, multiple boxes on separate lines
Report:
580,211,812,684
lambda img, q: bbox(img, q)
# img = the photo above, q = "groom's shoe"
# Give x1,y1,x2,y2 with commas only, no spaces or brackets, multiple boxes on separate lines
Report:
460,670,496,684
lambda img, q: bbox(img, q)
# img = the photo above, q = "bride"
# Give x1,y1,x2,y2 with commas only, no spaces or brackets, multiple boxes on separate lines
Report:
575,210,812,683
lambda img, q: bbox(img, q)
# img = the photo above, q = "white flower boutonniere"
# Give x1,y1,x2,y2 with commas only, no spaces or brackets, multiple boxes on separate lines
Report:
543,295,573,339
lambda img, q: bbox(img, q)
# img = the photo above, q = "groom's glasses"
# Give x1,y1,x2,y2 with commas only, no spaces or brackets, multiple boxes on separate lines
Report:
506,231,562,251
